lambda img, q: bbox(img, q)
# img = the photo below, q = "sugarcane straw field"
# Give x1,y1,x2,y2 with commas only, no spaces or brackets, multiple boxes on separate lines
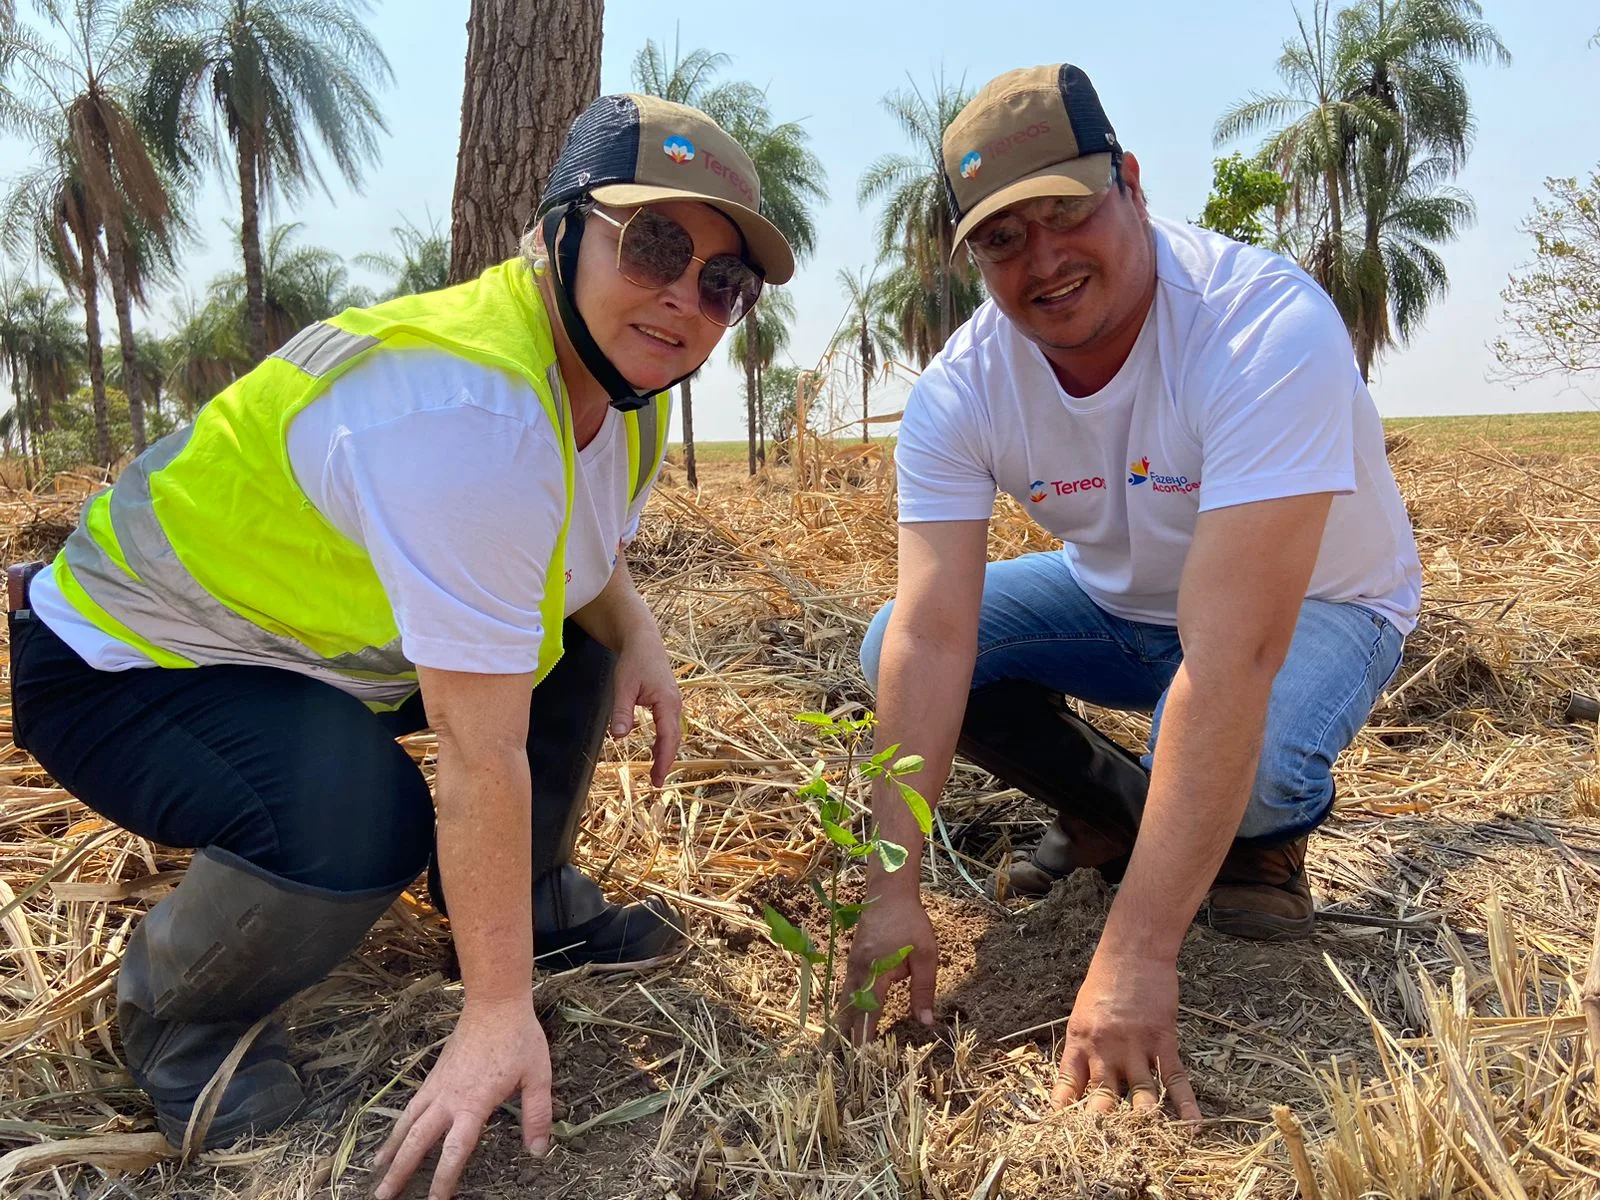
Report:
0,411,1597,1198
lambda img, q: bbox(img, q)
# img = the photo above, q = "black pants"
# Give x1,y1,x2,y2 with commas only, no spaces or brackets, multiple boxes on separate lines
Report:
10,612,614,893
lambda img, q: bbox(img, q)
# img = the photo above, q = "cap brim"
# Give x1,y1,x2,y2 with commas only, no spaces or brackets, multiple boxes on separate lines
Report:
950,153,1116,259
590,183,796,284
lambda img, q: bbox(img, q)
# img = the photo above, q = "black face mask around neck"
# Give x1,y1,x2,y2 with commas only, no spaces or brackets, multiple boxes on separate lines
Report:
541,205,701,413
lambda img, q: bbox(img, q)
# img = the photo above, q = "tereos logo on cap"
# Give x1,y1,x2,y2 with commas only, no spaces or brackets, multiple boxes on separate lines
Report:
960,151,982,179
663,135,696,163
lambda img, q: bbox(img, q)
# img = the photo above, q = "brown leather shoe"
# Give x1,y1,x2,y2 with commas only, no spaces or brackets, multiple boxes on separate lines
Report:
1009,812,1135,897
1205,836,1315,940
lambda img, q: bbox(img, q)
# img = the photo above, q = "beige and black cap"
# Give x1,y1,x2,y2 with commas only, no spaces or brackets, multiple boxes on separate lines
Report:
540,93,795,284
942,64,1122,252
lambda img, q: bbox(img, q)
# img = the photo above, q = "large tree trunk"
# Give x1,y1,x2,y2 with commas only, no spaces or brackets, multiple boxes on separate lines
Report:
680,377,697,489
104,227,148,455
238,133,268,363
81,245,111,468
744,338,758,476
449,0,603,284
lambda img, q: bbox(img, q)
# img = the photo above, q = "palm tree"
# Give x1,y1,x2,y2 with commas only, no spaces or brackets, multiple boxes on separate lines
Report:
728,285,795,467
1215,1,1394,332
210,222,370,352
830,266,901,442
355,214,450,299
1,0,183,461
1346,152,1474,371
1218,0,1507,379
878,254,984,369
631,33,734,489
3,137,115,465
165,291,248,415
1335,0,1507,376
137,0,392,362
0,277,83,479
858,71,977,349
714,84,825,474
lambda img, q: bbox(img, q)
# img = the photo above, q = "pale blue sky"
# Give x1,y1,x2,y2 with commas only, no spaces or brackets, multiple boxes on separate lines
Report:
3,0,1596,438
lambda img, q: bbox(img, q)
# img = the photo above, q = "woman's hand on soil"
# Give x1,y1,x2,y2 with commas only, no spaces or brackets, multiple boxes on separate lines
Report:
1051,948,1201,1121
610,618,682,787
372,996,553,1200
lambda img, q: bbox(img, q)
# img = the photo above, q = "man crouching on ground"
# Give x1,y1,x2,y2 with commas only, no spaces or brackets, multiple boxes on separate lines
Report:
839,62,1420,1117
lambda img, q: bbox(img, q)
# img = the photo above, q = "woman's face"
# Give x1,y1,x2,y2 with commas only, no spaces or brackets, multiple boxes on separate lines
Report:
570,200,743,392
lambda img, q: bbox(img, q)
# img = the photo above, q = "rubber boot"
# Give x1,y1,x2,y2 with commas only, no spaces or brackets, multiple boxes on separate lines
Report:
117,847,404,1149
1206,836,1316,940
429,621,685,970
957,680,1149,897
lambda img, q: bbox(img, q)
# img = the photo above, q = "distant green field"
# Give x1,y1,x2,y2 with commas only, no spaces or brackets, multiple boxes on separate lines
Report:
1379,411,1600,455
671,411,1600,465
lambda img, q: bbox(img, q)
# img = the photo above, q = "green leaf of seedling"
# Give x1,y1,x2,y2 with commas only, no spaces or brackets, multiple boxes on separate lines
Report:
831,902,867,931
821,818,859,849
867,944,914,980
862,744,901,780
847,842,875,858
763,905,822,962
896,781,933,837
876,839,909,872
798,772,830,801
794,712,838,729
889,754,925,777
849,987,881,1012
820,798,852,825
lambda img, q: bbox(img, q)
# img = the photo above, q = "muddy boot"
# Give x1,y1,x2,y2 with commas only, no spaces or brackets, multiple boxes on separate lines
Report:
117,847,404,1149
958,680,1148,897
430,622,685,970
1205,836,1315,941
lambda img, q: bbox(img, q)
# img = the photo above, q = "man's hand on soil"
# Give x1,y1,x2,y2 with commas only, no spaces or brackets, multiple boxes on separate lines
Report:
838,887,938,1042
372,996,553,1199
1052,948,1201,1121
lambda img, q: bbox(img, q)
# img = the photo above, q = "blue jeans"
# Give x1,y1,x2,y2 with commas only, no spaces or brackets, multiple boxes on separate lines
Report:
859,551,1406,843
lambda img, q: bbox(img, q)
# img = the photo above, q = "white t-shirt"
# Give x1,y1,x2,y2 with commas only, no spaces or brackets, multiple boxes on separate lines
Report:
895,217,1421,633
31,347,656,684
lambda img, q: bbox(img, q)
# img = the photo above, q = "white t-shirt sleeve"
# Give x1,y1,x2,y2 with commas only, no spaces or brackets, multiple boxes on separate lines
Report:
894,360,998,523
319,405,567,674
1190,275,1361,514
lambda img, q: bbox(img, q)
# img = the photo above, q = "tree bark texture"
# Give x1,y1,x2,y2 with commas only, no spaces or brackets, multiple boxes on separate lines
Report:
238,134,268,363
680,377,697,489
104,225,147,455
80,242,111,468
449,0,603,284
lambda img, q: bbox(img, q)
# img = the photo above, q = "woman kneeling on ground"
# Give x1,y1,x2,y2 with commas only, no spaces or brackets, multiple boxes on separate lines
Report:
8,95,793,1195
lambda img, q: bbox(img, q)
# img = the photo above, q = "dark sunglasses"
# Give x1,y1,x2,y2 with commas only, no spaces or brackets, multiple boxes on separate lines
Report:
589,206,764,327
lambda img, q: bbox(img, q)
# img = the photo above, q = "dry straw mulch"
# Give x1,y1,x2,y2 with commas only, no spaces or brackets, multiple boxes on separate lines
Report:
2,436,1600,1198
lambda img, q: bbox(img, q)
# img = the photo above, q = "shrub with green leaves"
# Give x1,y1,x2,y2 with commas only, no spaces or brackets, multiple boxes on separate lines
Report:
763,709,931,1038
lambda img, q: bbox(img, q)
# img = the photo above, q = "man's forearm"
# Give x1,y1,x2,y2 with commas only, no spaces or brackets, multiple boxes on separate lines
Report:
436,747,536,1005
1100,662,1273,960
866,620,976,894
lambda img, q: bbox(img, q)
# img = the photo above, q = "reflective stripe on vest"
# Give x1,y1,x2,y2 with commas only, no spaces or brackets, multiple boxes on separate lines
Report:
51,259,670,704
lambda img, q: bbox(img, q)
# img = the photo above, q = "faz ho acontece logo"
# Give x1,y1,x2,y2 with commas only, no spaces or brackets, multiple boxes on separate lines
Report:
1129,455,1200,494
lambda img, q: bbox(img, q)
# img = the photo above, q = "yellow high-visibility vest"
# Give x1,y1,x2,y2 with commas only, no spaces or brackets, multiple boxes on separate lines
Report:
51,258,670,708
